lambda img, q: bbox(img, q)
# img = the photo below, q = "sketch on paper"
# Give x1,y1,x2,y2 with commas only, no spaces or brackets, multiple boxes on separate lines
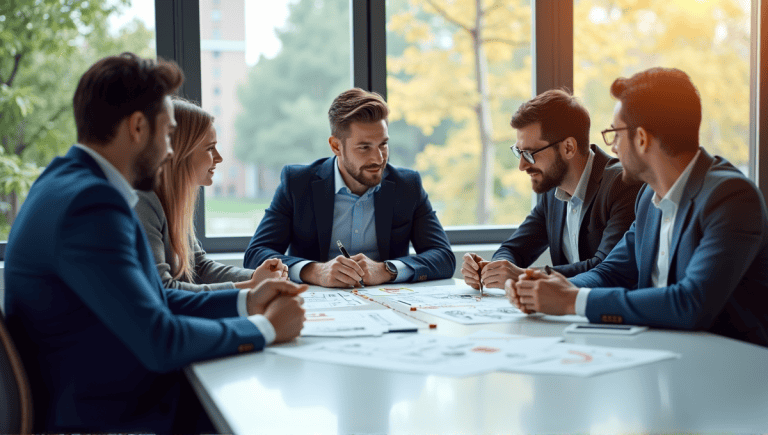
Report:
302,291,368,310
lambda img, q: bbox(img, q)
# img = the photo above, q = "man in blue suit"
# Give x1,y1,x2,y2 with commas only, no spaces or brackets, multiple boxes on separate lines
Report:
509,67,768,348
3,53,307,433
244,88,455,287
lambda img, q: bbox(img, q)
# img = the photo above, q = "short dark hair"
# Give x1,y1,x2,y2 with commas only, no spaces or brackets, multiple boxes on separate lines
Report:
510,89,591,155
610,67,701,155
73,52,184,145
328,88,389,140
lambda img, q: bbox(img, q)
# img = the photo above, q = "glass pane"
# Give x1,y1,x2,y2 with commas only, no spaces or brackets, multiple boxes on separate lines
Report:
386,0,533,226
0,0,156,241
574,0,751,173
200,0,351,237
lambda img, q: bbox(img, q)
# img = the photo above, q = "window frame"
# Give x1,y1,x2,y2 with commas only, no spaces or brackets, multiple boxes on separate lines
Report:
1,0,765,259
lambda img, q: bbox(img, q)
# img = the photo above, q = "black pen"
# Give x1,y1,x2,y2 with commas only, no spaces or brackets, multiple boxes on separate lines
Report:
336,240,365,287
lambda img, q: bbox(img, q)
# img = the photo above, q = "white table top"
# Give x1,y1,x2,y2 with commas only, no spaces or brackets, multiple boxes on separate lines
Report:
186,279,768,434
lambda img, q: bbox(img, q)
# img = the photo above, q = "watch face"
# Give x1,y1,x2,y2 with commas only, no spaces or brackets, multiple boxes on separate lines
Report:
385,261,397,275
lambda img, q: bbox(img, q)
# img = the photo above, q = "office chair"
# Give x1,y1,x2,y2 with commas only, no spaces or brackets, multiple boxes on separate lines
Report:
0,310,33,434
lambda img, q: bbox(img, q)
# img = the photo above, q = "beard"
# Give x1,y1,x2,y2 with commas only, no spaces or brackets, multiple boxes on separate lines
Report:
133,135,167,191
341,153,386,188
529,152,567,194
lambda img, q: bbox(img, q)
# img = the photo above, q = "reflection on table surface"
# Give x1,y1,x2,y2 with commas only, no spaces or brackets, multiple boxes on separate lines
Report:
186,279,768,434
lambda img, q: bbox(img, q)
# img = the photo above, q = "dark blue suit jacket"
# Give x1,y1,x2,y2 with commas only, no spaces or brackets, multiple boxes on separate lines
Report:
3,147,266,432
571,149,768,347
493,145,641,277
244,157,455,282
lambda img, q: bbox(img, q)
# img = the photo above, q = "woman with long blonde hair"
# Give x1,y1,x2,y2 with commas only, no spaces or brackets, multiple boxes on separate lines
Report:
135,98,286,291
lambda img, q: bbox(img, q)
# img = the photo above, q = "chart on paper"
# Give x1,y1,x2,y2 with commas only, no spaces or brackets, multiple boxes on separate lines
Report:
302,291,368,310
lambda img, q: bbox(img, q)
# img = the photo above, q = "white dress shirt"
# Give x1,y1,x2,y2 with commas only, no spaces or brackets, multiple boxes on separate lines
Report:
74,144,276,344
574,150,702,316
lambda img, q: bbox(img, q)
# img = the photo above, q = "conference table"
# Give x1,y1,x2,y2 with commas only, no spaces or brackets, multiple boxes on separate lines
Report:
185,279,768,434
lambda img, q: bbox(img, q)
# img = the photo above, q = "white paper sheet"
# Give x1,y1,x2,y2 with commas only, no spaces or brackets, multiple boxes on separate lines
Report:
271,330,679,377
270,331,563,376
502,343,680,377
423,304,526,324
302,291,368,310
301,309,420,337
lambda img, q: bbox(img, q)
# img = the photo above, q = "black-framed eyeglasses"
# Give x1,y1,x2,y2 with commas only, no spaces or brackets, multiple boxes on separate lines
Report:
601,127,632,146
510,138,565,164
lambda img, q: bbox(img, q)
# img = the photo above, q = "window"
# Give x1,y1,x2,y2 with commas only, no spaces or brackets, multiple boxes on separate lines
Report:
199,0,351,238
386,0,533,227
574,0,752,174
0,0,156,244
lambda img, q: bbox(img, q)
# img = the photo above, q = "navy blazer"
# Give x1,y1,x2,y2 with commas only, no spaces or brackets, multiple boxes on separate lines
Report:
3,147,266,432
571,148,768,347
244,157,455,281
493,145,642,277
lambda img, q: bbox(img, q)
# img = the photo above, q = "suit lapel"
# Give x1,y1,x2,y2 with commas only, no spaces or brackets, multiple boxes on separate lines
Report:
312,159,336,260
668,149,713,267
550,197,567,264
374,177,395,261
639,206,661,289
581,145,609,216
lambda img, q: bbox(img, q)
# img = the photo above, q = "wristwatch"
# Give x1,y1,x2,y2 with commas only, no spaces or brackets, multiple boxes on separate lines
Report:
384,261,398,282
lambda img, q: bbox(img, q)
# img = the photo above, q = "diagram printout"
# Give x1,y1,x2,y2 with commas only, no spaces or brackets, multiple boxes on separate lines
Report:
302,291,368,310
270,330,679,377
301,309,421,337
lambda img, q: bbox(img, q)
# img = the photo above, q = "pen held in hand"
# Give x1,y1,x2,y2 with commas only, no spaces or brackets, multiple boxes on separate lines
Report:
336,240,365,287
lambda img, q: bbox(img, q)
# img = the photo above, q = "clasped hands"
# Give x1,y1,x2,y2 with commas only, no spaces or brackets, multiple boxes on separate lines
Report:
462,253,578,315
301,254,392,288
246,278,307,343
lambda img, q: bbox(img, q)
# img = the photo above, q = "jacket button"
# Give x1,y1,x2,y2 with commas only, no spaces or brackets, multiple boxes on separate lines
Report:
238,343,255,353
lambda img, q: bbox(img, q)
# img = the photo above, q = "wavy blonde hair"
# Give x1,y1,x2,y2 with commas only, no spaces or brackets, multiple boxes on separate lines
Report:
154,98,214,282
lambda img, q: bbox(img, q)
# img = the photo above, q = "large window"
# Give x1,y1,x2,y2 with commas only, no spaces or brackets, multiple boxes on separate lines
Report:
385,0,534,227
199,0,351,238
2,0,766,258
0,0,155,242
574,0,752,171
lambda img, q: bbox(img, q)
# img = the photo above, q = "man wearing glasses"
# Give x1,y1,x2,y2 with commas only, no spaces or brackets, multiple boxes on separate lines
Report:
462,89,642,290
509,68,768,348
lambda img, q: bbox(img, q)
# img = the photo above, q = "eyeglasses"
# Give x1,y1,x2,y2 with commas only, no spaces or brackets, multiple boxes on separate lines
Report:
510,138,565,164
601,126,632,146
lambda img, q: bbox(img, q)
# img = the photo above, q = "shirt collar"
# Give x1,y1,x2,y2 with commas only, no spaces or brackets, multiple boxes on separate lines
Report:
652,149,702,209
74,144,139,208
333,156,383,197
555,149,595,203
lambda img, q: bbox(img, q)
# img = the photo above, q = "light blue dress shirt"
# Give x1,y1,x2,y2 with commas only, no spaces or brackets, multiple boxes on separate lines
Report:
555,150,595,263
290,157,414,284
73,144,276,343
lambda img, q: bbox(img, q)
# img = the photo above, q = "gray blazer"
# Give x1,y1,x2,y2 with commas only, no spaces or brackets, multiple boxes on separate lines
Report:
135,191,254,292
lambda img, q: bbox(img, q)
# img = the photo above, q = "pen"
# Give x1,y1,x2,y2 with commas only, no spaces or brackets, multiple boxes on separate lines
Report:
478,262,484,297
336,240,365,287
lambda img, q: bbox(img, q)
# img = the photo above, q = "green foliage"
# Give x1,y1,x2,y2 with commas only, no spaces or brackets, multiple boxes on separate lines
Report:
0,0,152,239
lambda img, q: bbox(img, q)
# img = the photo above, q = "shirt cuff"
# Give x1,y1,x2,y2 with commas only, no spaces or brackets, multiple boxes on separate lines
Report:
575,288,591,317
289,260,312,283
237,289,250,317
248,314,276,345
391,260,414,283
237,289,276,345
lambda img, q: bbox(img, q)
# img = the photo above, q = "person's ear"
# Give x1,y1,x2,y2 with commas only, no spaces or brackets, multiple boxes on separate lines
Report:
635,127,651,154
329,136,343,157
562,137,577,160
127,111,149,144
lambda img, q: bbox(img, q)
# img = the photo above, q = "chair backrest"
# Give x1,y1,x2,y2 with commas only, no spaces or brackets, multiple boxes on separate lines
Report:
0,309,33,434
